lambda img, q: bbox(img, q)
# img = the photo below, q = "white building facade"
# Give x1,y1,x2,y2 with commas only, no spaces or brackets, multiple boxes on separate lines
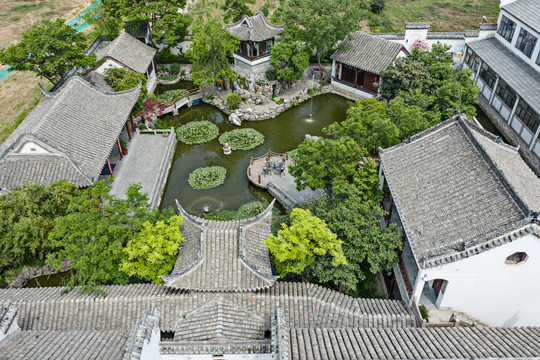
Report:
380,115,540,327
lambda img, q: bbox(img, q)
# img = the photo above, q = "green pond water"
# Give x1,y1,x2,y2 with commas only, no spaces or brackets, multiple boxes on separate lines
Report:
159,93,351,215
23,271,73,288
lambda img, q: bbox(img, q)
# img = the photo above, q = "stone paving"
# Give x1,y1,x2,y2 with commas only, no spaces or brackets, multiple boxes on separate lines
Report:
109,130,176,208
247,155,322,206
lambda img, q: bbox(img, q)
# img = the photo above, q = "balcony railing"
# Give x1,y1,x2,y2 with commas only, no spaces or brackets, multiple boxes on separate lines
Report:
398,250,413,297
235,52,271,62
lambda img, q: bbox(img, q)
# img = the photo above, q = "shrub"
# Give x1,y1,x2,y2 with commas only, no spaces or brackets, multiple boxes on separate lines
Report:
205,93,215,100
158,89,188,104
226,93,242,110
370,0,386,13
176,120,219,144
265,69,277,81
275,98,284,105
170,63,180,75
156,49,192,64
288,148,299,161
237,201,267,219
188,166,227,190
159,75,177,81
218,128,265,150
419,304,429,321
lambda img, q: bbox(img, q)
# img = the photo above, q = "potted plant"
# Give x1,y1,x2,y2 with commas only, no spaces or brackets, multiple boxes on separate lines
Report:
120,139,128,155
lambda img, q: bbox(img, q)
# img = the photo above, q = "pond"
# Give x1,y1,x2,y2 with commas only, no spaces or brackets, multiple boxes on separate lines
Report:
159,93,351,215
474,104,509,143
23,271,73,288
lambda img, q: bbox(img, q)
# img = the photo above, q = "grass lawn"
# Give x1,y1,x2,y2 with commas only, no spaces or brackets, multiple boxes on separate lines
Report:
0,0,90,146
381,0,500,32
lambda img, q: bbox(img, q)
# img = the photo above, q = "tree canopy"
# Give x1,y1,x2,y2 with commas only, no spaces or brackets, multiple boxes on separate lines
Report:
264,208,346,277
221,0,255,23
0,19,96,85
275,0,363,70
270,38,310,87
379,43,479,118
0,181,77,279
45,181,174,294
104,67,148,101
188,17,239,86
120,216,184,283
83,1,124,39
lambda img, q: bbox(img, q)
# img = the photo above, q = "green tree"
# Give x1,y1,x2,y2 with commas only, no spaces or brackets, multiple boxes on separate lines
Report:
120,216,184,283
0,181,77,278
379,43,479,118
0,19,96,85
188,17,239,86
269,39,310,87
276,0,363,73
104,67,147,100
264,208,345,277
83,1,124,39
110,0,191,47
288,136,363,194
326,99,399,153
46,181,173,293
304,193,402,292
221,0,255,23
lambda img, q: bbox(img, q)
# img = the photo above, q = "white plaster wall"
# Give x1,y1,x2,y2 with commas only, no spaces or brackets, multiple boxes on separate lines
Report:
331,79,374,98
156,40,191,56
18,142,48,154
0,315,21,348
140,328,161,360
95,59,124,75
233,54,272,74
421,232,540,326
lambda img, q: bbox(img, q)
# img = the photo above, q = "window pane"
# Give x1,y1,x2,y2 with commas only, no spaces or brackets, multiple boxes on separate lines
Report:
515,28,538,58
498,16,516,43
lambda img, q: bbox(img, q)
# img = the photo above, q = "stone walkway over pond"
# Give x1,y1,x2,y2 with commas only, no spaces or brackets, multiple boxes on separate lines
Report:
109,129,176,208
247,152,322,206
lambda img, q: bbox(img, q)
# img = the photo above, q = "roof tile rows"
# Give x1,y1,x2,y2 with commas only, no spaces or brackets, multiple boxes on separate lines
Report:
0,77,140,190
331,31,405,74
380,116,540,267
0,283,414,334
288,327,540,359
227,11,285,42
161,201,278,292
96,32,156,74
0,330,128,360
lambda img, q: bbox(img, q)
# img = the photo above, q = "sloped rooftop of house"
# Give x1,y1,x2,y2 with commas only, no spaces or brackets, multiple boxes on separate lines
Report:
227,11,285,42
159,200,279,291
331,31,406,74
468,36,540,113
380,114,540,268
0,76,140,190
502,0,540,34
96,32,157,74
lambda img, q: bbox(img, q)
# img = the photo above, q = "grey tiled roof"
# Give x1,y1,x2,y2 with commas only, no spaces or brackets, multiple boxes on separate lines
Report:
288,327,540,359
369,33,406,40
0,330,128,360
405,22,431,29
427,32,466,39
123,306,160,360
0,301,17,335
0,283,414,333
96,32,156,73
160,200,279,292
468,37,540,113
502,0,540,34
227,11,284,42
331,31,405,74
380,115,540,267
0,77,140,190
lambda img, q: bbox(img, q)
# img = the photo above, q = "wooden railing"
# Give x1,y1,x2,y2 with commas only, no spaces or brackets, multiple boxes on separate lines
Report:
234,52,271,62
398,250,413,297
170,87,202,106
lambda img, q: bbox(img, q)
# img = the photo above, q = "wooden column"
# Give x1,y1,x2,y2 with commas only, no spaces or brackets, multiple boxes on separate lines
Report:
354,70,358,86
250,42,254,58
117,138,123,160
125,120,132,141
130,114,135,131
106,158,113,175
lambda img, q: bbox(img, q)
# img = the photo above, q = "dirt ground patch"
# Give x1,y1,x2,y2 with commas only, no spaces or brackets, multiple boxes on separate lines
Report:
0,0,91,146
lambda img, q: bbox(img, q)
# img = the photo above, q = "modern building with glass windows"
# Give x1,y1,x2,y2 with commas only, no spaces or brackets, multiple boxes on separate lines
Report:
463,0,540,171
